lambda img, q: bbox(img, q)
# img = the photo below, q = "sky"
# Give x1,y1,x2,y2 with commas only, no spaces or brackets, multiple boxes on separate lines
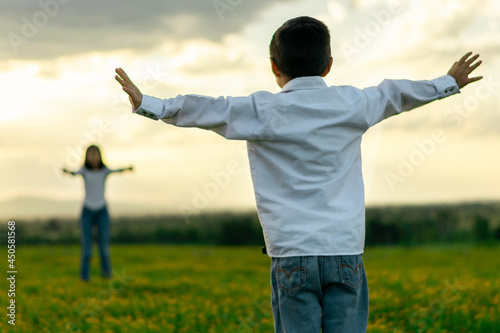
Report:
1,0,500,217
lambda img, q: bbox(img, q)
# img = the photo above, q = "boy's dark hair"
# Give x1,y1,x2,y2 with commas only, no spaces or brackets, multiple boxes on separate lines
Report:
84,145,106,170
270,16,331,80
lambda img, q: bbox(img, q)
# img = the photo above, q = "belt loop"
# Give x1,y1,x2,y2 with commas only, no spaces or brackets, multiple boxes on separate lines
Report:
261,246,267,255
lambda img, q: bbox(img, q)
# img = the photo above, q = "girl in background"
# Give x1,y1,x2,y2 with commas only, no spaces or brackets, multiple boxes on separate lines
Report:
63,145,133,281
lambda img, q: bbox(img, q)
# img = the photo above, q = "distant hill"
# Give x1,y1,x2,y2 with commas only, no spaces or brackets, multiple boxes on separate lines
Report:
0,196,168,220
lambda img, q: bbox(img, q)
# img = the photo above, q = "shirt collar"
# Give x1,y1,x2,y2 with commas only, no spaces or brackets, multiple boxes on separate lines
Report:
280,76,328,93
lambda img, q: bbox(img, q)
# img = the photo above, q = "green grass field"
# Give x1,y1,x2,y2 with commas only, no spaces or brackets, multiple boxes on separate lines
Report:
1,244,499,332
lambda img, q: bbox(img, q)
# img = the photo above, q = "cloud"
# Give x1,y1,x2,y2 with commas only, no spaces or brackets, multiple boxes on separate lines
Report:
329,0,500,67
0,0,292,60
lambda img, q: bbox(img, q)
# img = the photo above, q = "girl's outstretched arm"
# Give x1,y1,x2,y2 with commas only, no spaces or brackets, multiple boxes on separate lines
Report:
109,166,134,173
62,167,78,176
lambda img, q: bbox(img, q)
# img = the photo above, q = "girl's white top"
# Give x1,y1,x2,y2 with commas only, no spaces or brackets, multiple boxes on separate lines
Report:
76,167,113,211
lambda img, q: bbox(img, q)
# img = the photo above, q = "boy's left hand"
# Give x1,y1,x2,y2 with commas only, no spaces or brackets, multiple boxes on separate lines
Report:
447,52,483,89
115,68,143,110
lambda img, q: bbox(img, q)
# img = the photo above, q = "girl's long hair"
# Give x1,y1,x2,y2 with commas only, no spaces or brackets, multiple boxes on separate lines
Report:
84,145,106,170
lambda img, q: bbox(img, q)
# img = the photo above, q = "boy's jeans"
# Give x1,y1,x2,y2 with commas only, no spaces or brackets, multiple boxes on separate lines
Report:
271,255,368,333
80,206,111,281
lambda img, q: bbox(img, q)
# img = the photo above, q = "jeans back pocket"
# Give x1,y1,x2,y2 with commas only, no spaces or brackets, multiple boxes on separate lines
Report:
337,255,364,291
276,256,307,295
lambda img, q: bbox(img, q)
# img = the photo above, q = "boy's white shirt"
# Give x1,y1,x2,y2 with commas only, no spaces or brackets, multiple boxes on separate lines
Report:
134,75,459,257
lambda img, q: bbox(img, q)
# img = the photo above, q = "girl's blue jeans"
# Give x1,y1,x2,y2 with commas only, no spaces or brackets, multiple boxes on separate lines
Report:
271,255,369,333
80,206,111,281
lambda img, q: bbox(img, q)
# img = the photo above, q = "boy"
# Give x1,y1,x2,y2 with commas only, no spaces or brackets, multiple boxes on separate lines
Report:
115,16,482,333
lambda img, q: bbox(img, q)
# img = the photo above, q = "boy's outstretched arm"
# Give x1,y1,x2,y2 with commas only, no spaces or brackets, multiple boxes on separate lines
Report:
115,68,143,110
447,52,483,88
114,66,262,140
362,52,483,127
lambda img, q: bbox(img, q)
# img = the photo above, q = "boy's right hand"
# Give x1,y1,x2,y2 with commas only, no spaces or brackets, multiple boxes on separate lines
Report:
447,52,483,89
115,68,143,110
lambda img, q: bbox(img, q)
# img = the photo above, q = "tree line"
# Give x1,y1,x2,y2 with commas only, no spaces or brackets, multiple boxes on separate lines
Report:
3,202,500,246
